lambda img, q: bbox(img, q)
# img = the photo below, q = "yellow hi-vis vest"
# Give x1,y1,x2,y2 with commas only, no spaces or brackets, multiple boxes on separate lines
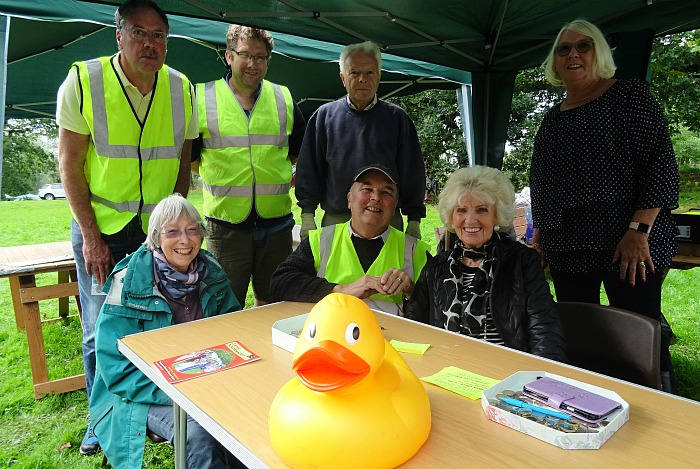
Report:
197,79,294,223
310,222,429,306
75,56,193,235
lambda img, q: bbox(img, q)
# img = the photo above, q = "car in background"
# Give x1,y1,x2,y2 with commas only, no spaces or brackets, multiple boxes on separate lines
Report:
38,183,66,200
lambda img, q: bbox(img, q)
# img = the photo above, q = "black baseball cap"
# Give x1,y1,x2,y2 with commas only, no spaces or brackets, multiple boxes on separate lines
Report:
352,164,399,185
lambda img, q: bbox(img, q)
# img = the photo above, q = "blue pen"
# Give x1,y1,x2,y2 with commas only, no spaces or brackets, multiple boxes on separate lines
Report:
499,396,571,421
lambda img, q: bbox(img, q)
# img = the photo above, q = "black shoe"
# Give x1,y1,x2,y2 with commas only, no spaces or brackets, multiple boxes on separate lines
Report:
147,430,168,444
79,425,101,456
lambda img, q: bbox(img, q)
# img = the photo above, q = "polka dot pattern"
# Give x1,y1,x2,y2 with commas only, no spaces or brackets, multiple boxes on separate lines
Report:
530,79,679,273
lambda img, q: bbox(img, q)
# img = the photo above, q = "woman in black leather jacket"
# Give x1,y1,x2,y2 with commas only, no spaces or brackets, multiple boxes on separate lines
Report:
404,166,566,361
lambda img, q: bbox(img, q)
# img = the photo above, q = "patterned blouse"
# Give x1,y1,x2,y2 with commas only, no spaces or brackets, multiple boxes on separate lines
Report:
530,79,679,273
460,265,504,345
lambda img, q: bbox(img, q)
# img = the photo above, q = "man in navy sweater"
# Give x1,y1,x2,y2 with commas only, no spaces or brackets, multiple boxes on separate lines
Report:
295,41,426,240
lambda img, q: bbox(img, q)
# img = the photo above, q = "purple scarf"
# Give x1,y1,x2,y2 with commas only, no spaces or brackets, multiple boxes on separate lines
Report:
152,248,208,299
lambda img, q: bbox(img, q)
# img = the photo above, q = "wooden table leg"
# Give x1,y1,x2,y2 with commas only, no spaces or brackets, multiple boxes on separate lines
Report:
18,274,50,399
58,270,69,318
8,275,26,330
15,273,86,398
69,269,82,322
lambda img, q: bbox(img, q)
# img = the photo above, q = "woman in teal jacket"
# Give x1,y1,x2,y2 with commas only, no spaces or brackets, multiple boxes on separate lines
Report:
89,194,241,468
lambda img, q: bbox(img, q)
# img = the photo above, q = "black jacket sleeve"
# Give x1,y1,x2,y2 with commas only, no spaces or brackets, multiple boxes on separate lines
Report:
403,255,433,324
269,237,337,302
491,242,567,362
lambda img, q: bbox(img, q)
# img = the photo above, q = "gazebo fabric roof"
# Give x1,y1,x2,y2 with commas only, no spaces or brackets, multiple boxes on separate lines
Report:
66,0,700,72
6,0,700,167
0,0,470,119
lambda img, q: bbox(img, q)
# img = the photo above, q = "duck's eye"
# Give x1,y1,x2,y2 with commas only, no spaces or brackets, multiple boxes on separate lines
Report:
305,321,316,342
345,323,360,344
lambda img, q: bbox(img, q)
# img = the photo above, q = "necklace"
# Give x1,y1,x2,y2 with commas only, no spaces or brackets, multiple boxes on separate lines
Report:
565,93,593,105
565,80,601,105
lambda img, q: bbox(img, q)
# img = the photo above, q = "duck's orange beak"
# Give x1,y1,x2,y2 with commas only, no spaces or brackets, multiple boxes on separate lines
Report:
292,340,370,392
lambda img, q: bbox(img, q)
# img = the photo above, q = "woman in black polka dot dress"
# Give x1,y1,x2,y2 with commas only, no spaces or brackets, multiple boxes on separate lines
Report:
530,19,679,392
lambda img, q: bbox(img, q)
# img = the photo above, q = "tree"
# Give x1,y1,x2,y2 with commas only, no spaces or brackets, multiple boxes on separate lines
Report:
650,30,700,135
388,90,468,190
2,119,59,196
503,68,562,190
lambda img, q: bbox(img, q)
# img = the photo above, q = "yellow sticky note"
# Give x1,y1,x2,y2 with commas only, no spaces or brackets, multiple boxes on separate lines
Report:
390,339,430,355
421,366,499,400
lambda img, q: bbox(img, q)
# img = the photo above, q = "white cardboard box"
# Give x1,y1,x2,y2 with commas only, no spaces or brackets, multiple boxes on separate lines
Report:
271,313,308,353
481,371,629,449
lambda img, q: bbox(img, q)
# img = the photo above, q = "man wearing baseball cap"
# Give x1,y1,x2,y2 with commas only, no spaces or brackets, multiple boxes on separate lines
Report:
270,165,429,314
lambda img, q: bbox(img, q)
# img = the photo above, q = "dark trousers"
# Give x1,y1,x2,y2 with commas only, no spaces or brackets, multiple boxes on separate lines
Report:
549,268,663,321
549,267,676,392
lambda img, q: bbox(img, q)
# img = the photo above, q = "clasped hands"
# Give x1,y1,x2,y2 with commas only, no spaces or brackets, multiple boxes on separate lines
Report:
332,268,414,299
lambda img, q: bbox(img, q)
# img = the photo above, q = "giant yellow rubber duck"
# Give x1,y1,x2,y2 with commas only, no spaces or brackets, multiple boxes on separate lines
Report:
269,293,431,468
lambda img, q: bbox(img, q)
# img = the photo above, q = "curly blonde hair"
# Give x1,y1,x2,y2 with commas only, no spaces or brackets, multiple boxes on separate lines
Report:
438,166,515,233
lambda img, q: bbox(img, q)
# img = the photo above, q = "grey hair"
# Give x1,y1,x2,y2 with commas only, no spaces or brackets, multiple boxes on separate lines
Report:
115,0,169,32
438,166,515,233
543,18,616,87
339,41,382,74
145,194,206,250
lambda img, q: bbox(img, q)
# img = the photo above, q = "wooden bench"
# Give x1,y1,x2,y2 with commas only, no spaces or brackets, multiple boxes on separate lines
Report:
0,241,85,399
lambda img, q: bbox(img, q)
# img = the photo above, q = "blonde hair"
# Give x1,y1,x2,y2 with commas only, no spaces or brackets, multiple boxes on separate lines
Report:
438,166,515,232
543,19,617,87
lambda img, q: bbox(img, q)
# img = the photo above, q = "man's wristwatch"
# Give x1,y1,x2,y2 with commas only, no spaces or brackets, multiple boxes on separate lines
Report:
628,221,652,234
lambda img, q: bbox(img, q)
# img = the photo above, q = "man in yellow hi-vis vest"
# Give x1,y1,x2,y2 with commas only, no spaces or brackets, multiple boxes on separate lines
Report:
270,165,430,315
192,25,305,308
56,0,197,456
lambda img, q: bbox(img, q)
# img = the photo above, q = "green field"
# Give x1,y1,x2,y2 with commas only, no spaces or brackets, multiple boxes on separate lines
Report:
0,190,698,467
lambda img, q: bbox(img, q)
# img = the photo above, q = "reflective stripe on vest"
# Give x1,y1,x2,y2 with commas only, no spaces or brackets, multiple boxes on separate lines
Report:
90,194,158,215
203,81,289,149
197,79,293,222
317,225,337,278
78,57,192,234
312,223,426,305
86,59,186,162
201,182,289,198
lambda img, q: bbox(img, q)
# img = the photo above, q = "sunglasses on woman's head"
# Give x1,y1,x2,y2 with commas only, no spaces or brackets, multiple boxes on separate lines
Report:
555,40,594,57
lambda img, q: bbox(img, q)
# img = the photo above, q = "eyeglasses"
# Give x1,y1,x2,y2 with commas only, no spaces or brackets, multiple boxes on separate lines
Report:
230,49,270,64
555,40,594,57
123,25,169,44
160,226,201,239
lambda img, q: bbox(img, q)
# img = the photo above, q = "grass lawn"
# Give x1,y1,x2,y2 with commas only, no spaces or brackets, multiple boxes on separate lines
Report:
0,189,698,467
